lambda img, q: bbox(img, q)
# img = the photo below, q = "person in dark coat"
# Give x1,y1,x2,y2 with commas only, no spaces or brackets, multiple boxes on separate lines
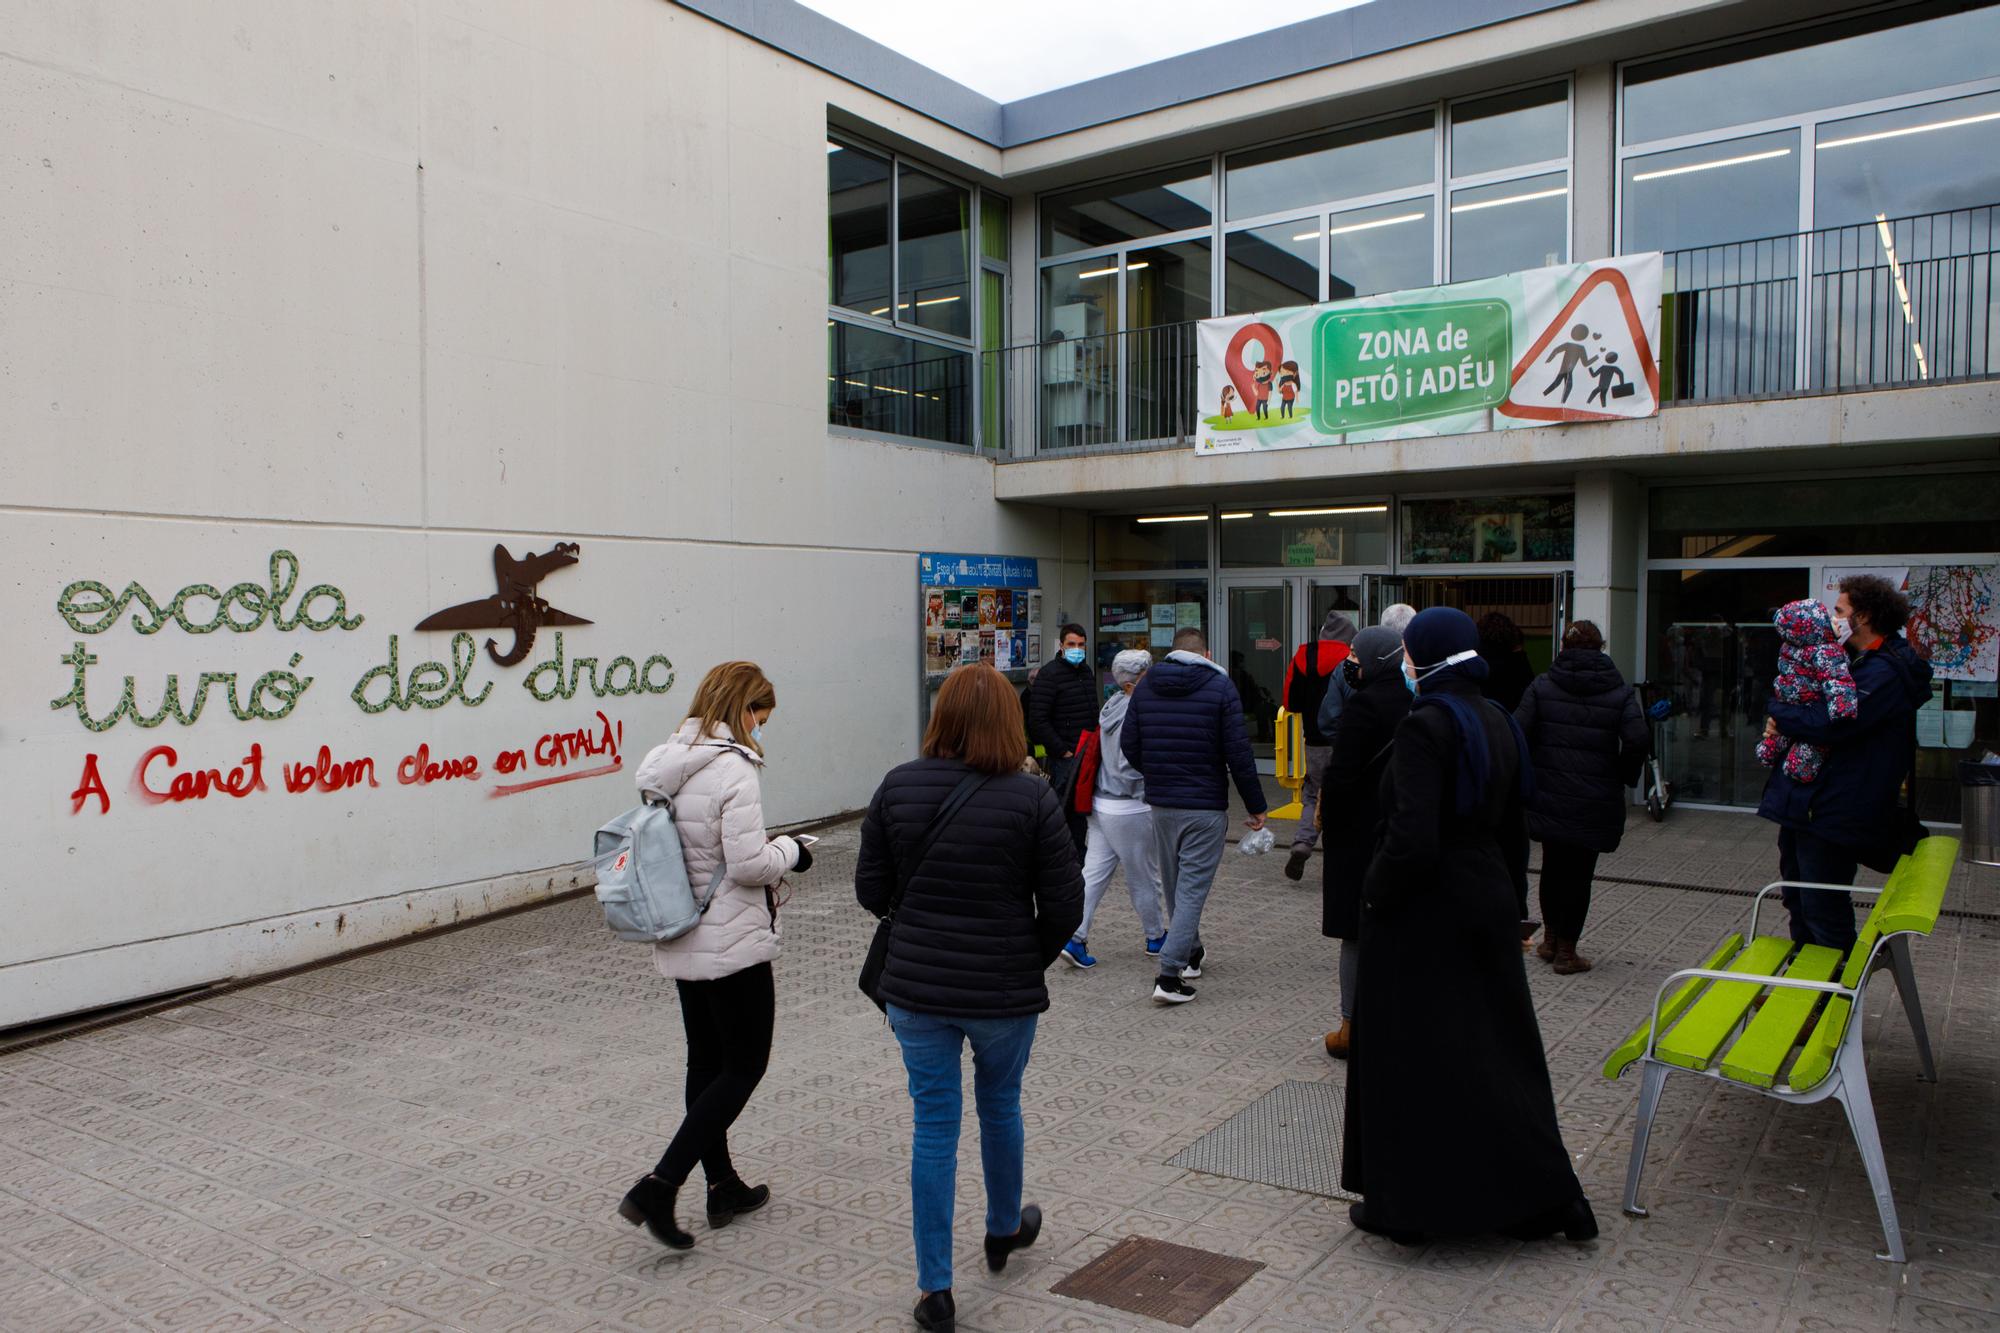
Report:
1280,609,1357,881
857,664,1084,1333
1757,575,1933,953
1027,623,1098,859
1477,611,1536,713
1318,624,1409,1060
1515,620,1650,975
1342,608,1596,1246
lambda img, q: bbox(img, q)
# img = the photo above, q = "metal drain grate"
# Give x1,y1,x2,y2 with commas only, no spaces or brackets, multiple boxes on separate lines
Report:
1166,1078,1358,1200
1050,1235,1264,1327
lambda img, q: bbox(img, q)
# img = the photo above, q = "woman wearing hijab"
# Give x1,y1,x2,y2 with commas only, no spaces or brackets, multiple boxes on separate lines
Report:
1341,608,1596,1245
1317,624,1410,1060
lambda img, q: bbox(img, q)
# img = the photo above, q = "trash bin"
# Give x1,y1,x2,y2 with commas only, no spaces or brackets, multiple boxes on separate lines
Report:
1962,761,2000,867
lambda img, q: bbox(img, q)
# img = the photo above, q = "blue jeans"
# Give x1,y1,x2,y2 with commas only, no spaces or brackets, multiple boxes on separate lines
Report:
1153,807,1229,976
1778,826,1860,955
886,1006,1038,1293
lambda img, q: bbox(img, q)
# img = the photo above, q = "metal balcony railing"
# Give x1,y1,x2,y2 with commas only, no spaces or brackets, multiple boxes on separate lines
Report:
982,203,2000,460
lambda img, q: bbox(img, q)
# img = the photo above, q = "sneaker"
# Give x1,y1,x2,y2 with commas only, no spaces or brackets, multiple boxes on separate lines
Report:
1144,934,1166,957
1283,849,1309,881
1061,939,1097,970
1179,947,1206,980
1152,976,1197,1004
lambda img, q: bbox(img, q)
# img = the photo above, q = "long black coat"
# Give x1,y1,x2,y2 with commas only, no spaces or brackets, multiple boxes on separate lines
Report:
1319,667,1410,940
855,758,1083,1018
1341,677,1585,1236
1515,649,1650,853
1027,657,1098,760
1479,645,1536,714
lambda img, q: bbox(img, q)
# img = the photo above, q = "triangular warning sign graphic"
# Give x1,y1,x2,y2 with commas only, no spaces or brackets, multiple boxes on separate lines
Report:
1499,266,1659,423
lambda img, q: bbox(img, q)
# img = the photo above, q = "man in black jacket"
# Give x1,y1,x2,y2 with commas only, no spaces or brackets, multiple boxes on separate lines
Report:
1028,624,1098,858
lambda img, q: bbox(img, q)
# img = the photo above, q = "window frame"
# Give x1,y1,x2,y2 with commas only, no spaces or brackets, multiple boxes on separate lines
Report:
828,131,1004,450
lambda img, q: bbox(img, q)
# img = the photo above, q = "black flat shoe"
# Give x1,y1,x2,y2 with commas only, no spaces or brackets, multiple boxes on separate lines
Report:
913,1289,954,1331
706,1177,770,1227
1348,1201,1424,1247
617,1174,693,1249
984,1203,1041,1272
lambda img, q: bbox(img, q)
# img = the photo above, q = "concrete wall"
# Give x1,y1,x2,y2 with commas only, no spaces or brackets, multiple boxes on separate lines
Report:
0,0,1057,1027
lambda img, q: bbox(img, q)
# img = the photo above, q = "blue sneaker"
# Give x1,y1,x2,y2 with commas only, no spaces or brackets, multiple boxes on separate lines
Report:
1144,935,1166,957
1061,939,1097,970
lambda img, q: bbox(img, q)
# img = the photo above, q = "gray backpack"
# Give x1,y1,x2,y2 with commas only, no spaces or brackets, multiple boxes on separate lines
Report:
591,796,726,943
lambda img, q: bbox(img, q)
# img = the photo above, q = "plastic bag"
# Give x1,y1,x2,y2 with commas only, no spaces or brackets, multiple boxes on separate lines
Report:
1238,826,1276,856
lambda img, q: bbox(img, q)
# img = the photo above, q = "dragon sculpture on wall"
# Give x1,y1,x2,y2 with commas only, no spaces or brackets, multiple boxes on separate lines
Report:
416,542,593,666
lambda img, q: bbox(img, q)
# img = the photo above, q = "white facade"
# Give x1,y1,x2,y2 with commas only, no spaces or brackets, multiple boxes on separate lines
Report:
1,2,1079,1027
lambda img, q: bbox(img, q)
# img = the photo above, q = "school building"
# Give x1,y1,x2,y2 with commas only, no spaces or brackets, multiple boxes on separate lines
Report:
5,0,1998,1026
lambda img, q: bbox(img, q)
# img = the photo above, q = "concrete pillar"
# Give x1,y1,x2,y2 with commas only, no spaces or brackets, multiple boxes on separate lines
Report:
1572,63,1616,262
1572,468,1644,678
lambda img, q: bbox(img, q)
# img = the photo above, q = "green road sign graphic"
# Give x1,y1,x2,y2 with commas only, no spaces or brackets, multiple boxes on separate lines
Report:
1312,298,1512,433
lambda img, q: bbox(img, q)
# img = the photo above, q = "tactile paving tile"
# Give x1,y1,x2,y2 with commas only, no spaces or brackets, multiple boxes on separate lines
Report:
1166,1078,1359,1200
1049,1234,1264,1327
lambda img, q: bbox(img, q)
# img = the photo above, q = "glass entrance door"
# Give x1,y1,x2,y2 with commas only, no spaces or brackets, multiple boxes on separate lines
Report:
1397,573,1563,675
1222,581,1292,765
1219,576,1364,768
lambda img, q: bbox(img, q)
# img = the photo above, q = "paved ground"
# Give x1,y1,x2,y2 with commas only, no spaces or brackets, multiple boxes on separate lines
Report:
2,806,1997,1332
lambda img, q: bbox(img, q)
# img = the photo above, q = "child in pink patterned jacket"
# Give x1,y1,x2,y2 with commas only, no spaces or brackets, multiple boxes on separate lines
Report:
1755,598,1858,783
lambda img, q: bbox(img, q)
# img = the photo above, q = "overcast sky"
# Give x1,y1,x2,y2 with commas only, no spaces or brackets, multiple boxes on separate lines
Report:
795,0,1371,102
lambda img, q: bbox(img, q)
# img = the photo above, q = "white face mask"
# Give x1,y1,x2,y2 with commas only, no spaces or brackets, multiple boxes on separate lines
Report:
1832,616,1853,646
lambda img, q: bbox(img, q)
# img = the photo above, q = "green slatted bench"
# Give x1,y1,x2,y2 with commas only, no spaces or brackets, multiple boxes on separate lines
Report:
1602,836,1958,1263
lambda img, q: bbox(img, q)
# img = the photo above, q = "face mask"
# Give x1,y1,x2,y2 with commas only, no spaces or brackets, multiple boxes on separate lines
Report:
750,725,764,744
1402,662,1418,696
1832,617,1853,646
1064,647,1086,665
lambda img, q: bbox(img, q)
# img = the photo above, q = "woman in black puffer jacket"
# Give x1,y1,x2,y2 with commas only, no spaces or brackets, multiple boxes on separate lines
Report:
857,664,1083,1333
1514,620,1650,974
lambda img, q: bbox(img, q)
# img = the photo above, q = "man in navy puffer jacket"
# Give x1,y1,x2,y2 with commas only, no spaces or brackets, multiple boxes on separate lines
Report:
1122,627,1268,1005
1757,575,1933,953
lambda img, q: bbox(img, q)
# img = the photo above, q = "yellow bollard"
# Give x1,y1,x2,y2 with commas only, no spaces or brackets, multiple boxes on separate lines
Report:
1267,707,1305,821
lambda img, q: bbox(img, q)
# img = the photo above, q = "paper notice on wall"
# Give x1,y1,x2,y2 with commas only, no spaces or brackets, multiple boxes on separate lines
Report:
1150,626,1174,648
993,633,1012,670
1176,602,1202,628
1151,604,1175,625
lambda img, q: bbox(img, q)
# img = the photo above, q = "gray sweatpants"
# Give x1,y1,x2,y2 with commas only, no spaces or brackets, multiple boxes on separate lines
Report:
1290,744,1332,851
1075,807,1165,943
1153,807,1228,977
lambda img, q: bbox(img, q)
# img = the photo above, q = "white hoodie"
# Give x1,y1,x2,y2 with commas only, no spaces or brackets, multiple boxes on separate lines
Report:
633,718,801,982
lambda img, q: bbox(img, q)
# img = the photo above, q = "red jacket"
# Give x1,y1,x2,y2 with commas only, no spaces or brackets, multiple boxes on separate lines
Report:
1284,640,1352,746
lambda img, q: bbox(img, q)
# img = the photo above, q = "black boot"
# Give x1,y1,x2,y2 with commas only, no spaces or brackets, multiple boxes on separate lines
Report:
984,1203,1041,1272
706,1176,770,1227
913,1289,954,1331
617,1174,693,1249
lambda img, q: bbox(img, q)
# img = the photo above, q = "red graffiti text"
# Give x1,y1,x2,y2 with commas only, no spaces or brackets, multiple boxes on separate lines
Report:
136,744,268,804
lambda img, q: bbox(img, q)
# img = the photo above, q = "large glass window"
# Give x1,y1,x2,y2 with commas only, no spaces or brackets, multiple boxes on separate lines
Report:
897,166,970,338
1450,172,1568,280
1813,90,2000,228
1622,129,1800,255
1094,514,1208,571
980,193,1010,263
1220,506,1390,567
1622,5,2000,147
1327,198,1436,299
1451,83,1567,178
1224,219,1319,314
1401,495,1575,564
1095,579,1210,687
1648,474,2000,560
827,324,970,445
1225,112,1435,223
828,142,891,316
1042,163,1213,257
1126,240,1210,442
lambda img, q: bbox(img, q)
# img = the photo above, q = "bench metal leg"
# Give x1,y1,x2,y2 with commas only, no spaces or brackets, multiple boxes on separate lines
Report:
1832,1040,1906,1263
1623,1061,1668,1218
1885,935,1937,1083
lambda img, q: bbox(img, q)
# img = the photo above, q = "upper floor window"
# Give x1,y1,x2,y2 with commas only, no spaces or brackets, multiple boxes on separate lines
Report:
1041,163,1213,257
828,136,996,448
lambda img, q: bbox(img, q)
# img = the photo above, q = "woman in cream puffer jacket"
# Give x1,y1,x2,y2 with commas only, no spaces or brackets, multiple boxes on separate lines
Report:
617,661,809,1254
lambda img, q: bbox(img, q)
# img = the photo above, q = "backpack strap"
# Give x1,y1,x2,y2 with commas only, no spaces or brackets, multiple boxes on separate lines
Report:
883,773,989,922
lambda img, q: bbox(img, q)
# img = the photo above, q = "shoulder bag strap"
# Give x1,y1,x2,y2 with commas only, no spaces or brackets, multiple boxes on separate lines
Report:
883,773,989,922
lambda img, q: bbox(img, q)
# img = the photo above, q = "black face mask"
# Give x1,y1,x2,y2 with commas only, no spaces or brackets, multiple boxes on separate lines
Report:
1342,657,1362,688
